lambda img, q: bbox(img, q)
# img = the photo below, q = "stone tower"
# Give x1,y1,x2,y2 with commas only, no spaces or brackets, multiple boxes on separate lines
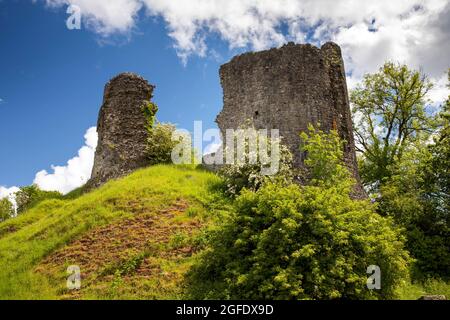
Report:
87,73,155,189
216,42,365,197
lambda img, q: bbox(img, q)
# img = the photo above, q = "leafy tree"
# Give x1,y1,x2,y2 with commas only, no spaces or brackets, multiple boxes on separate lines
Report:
377,70,450,279
187,127,410,299
15,185,62,214
378,142,449,279
350,62,435,191
422,73,450,219
0,198,14,222
377,69,450,279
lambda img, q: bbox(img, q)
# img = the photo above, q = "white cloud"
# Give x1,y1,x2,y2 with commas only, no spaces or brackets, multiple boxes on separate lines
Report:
141,0,449,82
2,1,444,206
203,141,222,156
10,1,450,197
429,73,450,106
44,0,142,35
0,186,20,200
331,0,450,104
40,0,449,100
33,127,97,195
0,186,20,212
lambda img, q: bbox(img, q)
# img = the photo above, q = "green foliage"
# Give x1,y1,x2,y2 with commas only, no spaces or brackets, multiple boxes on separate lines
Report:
142,101,158,132
102,252,147,277
378,78,450,280
397,278,450,300
188,129,410,299
422,80,450,219
299,125,352,189
0,165,224,299
351,64,449,280
15,185,62,214
146,122,180,165
143,100,192,166
350,62,435,191
219,123,293,197
378,146,449,279
63,185,86,200
0,198,14,222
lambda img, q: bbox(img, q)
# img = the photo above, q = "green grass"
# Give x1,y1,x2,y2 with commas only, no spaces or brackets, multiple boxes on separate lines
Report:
397,279,450,300
0,163,448,300
0,164,228,300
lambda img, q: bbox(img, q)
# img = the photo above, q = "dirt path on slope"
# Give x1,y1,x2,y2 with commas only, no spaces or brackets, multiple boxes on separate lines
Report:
35,200,204,299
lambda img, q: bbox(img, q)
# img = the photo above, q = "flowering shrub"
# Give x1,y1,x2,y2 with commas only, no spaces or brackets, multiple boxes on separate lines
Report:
187,127,410,299
218,126,293,197
146,122,180,165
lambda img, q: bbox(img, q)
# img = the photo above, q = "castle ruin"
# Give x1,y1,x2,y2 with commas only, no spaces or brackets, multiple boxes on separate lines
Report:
87,73,155,189
216,42,365,197
87,42,365,197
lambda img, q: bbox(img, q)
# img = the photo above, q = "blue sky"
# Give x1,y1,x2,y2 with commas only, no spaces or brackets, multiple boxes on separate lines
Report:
0,0,448,195
0,1,233,188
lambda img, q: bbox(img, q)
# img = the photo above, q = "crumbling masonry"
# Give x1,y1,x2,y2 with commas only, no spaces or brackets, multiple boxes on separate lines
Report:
87,43,365,197
216,42,365,197
87,73,155,189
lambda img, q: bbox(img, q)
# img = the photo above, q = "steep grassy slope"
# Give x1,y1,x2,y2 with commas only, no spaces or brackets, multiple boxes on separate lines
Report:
0,164,448,300
0,165,229,299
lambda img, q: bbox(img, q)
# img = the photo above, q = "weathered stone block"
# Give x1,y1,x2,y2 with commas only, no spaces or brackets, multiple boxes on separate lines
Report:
87,72,155,189
216,42,365,197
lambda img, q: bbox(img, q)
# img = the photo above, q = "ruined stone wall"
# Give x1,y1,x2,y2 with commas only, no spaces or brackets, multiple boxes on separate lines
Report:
87,73,154,189
216,42,365,197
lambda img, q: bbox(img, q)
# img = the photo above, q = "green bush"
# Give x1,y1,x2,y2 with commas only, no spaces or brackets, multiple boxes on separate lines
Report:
146,122,181,165
219,125,293,197
15,185,62,214
0,198,14,222
144,100,194,166
299,125,352,188
188,127,410,299
188,182,410,299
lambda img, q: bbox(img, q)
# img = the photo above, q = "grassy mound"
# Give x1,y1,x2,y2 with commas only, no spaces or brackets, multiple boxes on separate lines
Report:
0,165,229,299
0,164,448,300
